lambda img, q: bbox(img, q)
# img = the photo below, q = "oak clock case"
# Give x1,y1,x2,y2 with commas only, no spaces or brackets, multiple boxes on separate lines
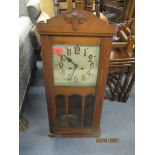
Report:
37,10,115,137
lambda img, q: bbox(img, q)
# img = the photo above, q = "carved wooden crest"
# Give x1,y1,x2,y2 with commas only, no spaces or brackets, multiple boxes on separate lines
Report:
37,10,115,36
64,9,86,31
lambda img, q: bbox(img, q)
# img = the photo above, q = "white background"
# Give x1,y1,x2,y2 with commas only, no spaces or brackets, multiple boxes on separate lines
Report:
0,0,155,154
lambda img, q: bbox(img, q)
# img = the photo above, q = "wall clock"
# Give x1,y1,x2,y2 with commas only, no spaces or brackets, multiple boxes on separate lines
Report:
37,10,115,137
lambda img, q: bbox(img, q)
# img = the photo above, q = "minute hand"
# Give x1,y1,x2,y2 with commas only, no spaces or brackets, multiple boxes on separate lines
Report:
70,66,77,80
66,57,78,80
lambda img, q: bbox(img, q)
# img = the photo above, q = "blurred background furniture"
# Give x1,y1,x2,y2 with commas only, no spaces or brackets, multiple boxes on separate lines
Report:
19,0,41,130
26,0,135,103
106,18,135,102
100,0,135,23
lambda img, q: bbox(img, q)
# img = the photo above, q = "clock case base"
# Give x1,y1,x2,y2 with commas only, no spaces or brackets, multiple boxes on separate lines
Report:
48,127,101,137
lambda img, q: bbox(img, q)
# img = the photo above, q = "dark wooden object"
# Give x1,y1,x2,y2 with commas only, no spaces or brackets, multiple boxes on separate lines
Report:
100,0,125,22
54,0,101,22
123,0,135,20
107,18,135,102
86,0,93,12
37,10,115,137
54,0,60,15
76,0,84,10
95,0,100,17
54,0,93,13
108,59,135,102
100,0,135,23
123,72,135,102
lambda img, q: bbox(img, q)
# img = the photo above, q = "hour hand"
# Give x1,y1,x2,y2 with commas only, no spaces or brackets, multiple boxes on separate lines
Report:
66,57,78,68
66,57,72,63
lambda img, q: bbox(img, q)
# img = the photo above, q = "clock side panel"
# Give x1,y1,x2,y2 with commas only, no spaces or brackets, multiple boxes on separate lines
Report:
93,37,113,128
40,35,57,132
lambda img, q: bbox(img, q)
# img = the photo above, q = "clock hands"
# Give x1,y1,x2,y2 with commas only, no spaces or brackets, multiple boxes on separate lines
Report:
66,57,78,68
66,57,78,80
69,67,77,80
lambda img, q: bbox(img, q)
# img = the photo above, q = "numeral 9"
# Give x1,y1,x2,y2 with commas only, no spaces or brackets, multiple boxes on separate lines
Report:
88,55,93,62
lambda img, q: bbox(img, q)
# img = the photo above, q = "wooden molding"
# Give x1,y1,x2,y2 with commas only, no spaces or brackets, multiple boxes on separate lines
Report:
37,10,115,36
64,9,86,31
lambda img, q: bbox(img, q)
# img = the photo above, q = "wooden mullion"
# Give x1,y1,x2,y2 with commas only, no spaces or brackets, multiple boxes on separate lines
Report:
81,96,85,128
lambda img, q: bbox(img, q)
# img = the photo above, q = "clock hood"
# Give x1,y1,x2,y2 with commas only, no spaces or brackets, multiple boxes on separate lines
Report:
37,10,116,37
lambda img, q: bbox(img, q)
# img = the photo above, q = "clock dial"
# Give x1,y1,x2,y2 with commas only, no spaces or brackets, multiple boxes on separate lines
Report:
52,44,100,86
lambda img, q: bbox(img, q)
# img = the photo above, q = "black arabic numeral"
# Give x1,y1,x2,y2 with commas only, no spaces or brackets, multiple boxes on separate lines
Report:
90,62,94,69
74,45,80,54
88,55,93,62
66,47,71,56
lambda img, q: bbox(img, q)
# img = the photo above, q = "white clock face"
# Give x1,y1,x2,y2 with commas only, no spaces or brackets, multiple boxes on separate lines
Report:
52,44,100,86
